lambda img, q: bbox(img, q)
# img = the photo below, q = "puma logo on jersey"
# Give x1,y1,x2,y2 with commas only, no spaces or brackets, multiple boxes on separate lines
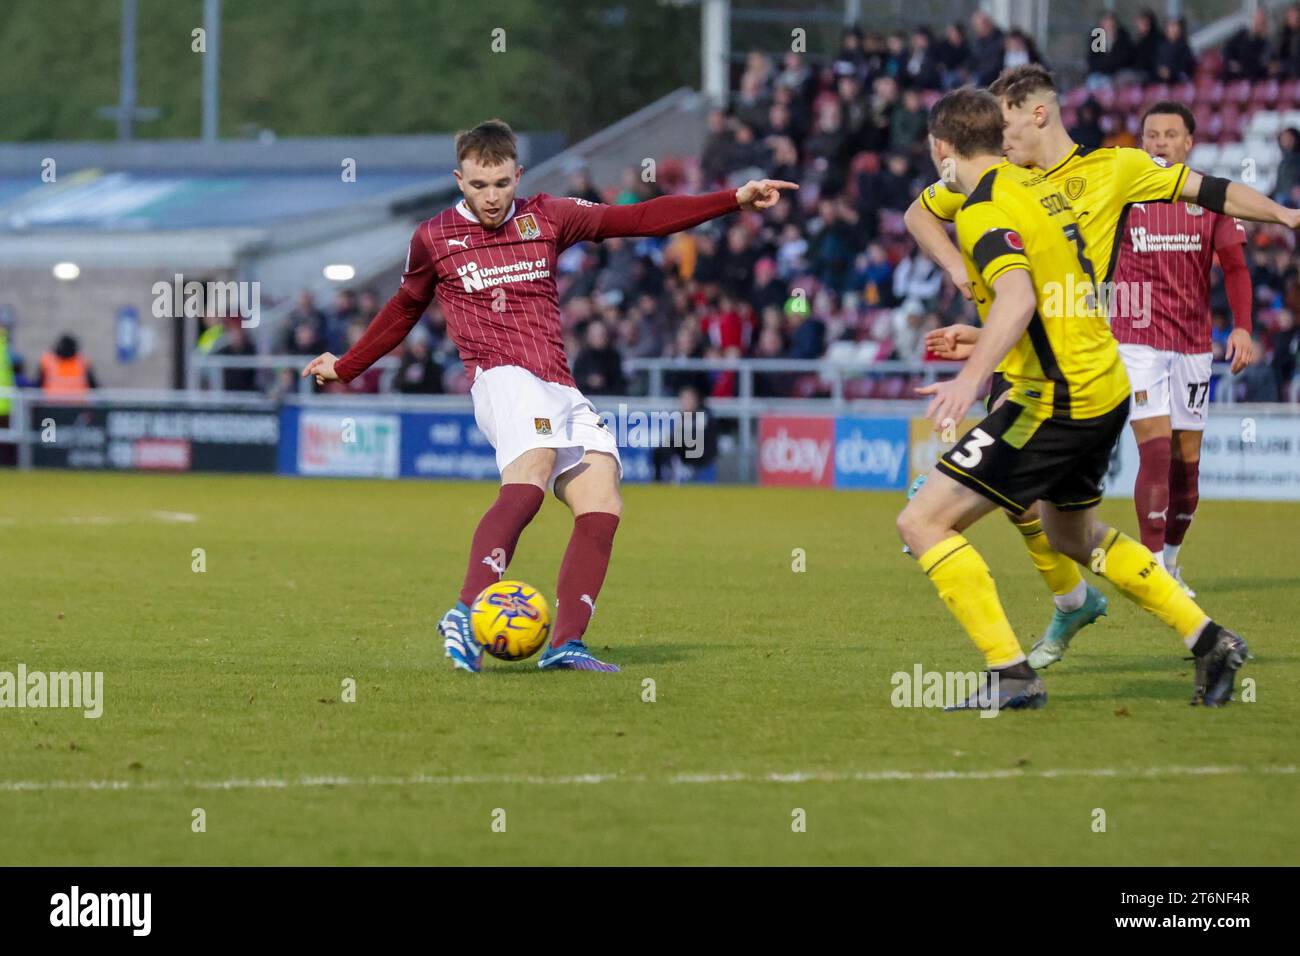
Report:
448,235,470,249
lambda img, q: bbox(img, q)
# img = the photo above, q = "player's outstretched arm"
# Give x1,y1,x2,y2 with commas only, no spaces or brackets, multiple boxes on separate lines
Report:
1179,169,1300,229
592,181,796,240
916,270,1035,430
904,198,973,300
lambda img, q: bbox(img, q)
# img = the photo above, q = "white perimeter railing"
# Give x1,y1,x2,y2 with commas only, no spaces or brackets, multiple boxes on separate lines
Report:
1,354,1284,473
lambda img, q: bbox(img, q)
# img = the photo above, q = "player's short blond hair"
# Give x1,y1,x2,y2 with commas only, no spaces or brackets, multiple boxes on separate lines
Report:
989,64,1057,109
456,119,517,167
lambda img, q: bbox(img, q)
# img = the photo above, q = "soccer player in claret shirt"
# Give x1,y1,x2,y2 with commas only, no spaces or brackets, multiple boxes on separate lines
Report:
1111,102,1255,599
303,119,795,673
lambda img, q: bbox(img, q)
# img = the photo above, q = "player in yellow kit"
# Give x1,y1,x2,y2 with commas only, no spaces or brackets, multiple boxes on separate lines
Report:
895,88,1249,710
905,64,1294,674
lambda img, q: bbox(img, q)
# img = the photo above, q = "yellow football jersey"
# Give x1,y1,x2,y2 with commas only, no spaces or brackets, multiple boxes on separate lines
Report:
920,144,1191,282
953,163,1129,420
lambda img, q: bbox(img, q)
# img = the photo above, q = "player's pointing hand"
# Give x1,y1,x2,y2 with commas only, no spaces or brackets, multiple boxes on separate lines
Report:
302,352,339,385
735,179,799,212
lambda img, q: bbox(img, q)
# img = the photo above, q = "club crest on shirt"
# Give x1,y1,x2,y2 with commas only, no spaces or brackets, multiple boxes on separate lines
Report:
515,213,541,240
534,417,552,435
1134,390,1149,406
1064,177,1086,201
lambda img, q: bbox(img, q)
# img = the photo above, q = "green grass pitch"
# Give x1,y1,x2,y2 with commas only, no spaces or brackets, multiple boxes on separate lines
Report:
1,470,1296,865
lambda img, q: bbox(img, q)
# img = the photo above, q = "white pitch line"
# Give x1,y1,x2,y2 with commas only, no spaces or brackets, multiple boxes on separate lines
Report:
0,765,1293,794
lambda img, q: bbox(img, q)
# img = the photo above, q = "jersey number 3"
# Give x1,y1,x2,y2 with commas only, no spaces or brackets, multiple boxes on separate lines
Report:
950,428,996,468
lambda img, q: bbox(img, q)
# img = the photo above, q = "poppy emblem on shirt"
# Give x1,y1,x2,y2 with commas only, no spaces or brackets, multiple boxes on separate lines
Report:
534,417,552,435
1134,390,1148,406
516,214,541,240
1004,231,1024,251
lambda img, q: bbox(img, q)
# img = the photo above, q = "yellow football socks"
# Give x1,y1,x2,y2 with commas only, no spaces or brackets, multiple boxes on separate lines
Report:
1013,516,1084,597
919,535,1025,668
1094,529,1208,642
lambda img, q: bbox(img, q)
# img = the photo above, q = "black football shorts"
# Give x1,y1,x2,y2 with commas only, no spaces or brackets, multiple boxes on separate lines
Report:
937,398,1129,515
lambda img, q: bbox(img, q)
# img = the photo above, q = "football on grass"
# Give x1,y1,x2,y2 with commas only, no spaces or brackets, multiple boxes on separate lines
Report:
470,580,552,661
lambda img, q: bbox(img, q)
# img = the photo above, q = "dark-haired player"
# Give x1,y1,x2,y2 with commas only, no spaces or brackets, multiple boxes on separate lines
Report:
303,119,795,673
1111,101,1255,598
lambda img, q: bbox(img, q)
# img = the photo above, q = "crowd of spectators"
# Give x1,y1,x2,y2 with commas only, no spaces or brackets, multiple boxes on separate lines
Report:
208,10,1300,404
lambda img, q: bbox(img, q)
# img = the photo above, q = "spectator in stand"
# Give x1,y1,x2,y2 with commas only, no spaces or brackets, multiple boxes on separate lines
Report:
889,88,929,156
1069,97,1107,150
786,303,826,360
1155,16,1196,83
701,110,736,187
566,168,604,205
891,300,928,361
776,51,815,115
752,325,793,398
934,22,970,89
882,32,908,83
892,244,942,309
1225,8,1271,81
805,101,851,194
288,318,327,356
764,134,801,184
1003,29,1042,72
1087,12,1134,84
719,224,759,297
1241,336,1280,401
1131,9,1162,83
1273,308,1300,399
212,321,258,392
282,289,328,349
1278,4,1300,80
734,69,772,134
1210,310,1232,360
395,325,444,394
902,28,941,90
809,197,860,294
855,241,896,308
834,26,867,81
862,75,900,153
873,152,916,213
652,384,716,481
327,289,359,353
968,10,1005,86
836,75,870,154
1273,128,1300,204
572,319,626,396
751,256,789,314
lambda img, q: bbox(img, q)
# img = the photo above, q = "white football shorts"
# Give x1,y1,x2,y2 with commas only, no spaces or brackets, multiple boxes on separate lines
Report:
1117,343,1213,431
471,364,622,483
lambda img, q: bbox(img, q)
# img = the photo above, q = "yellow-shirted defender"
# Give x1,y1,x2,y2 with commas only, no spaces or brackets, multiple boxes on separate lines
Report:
903,64,1289,686
894,88,1248,711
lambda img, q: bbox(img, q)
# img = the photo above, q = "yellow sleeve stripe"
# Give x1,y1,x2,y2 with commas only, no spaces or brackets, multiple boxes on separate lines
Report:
984,261,1030,286
919,188,954,222
1170,164,1191,202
